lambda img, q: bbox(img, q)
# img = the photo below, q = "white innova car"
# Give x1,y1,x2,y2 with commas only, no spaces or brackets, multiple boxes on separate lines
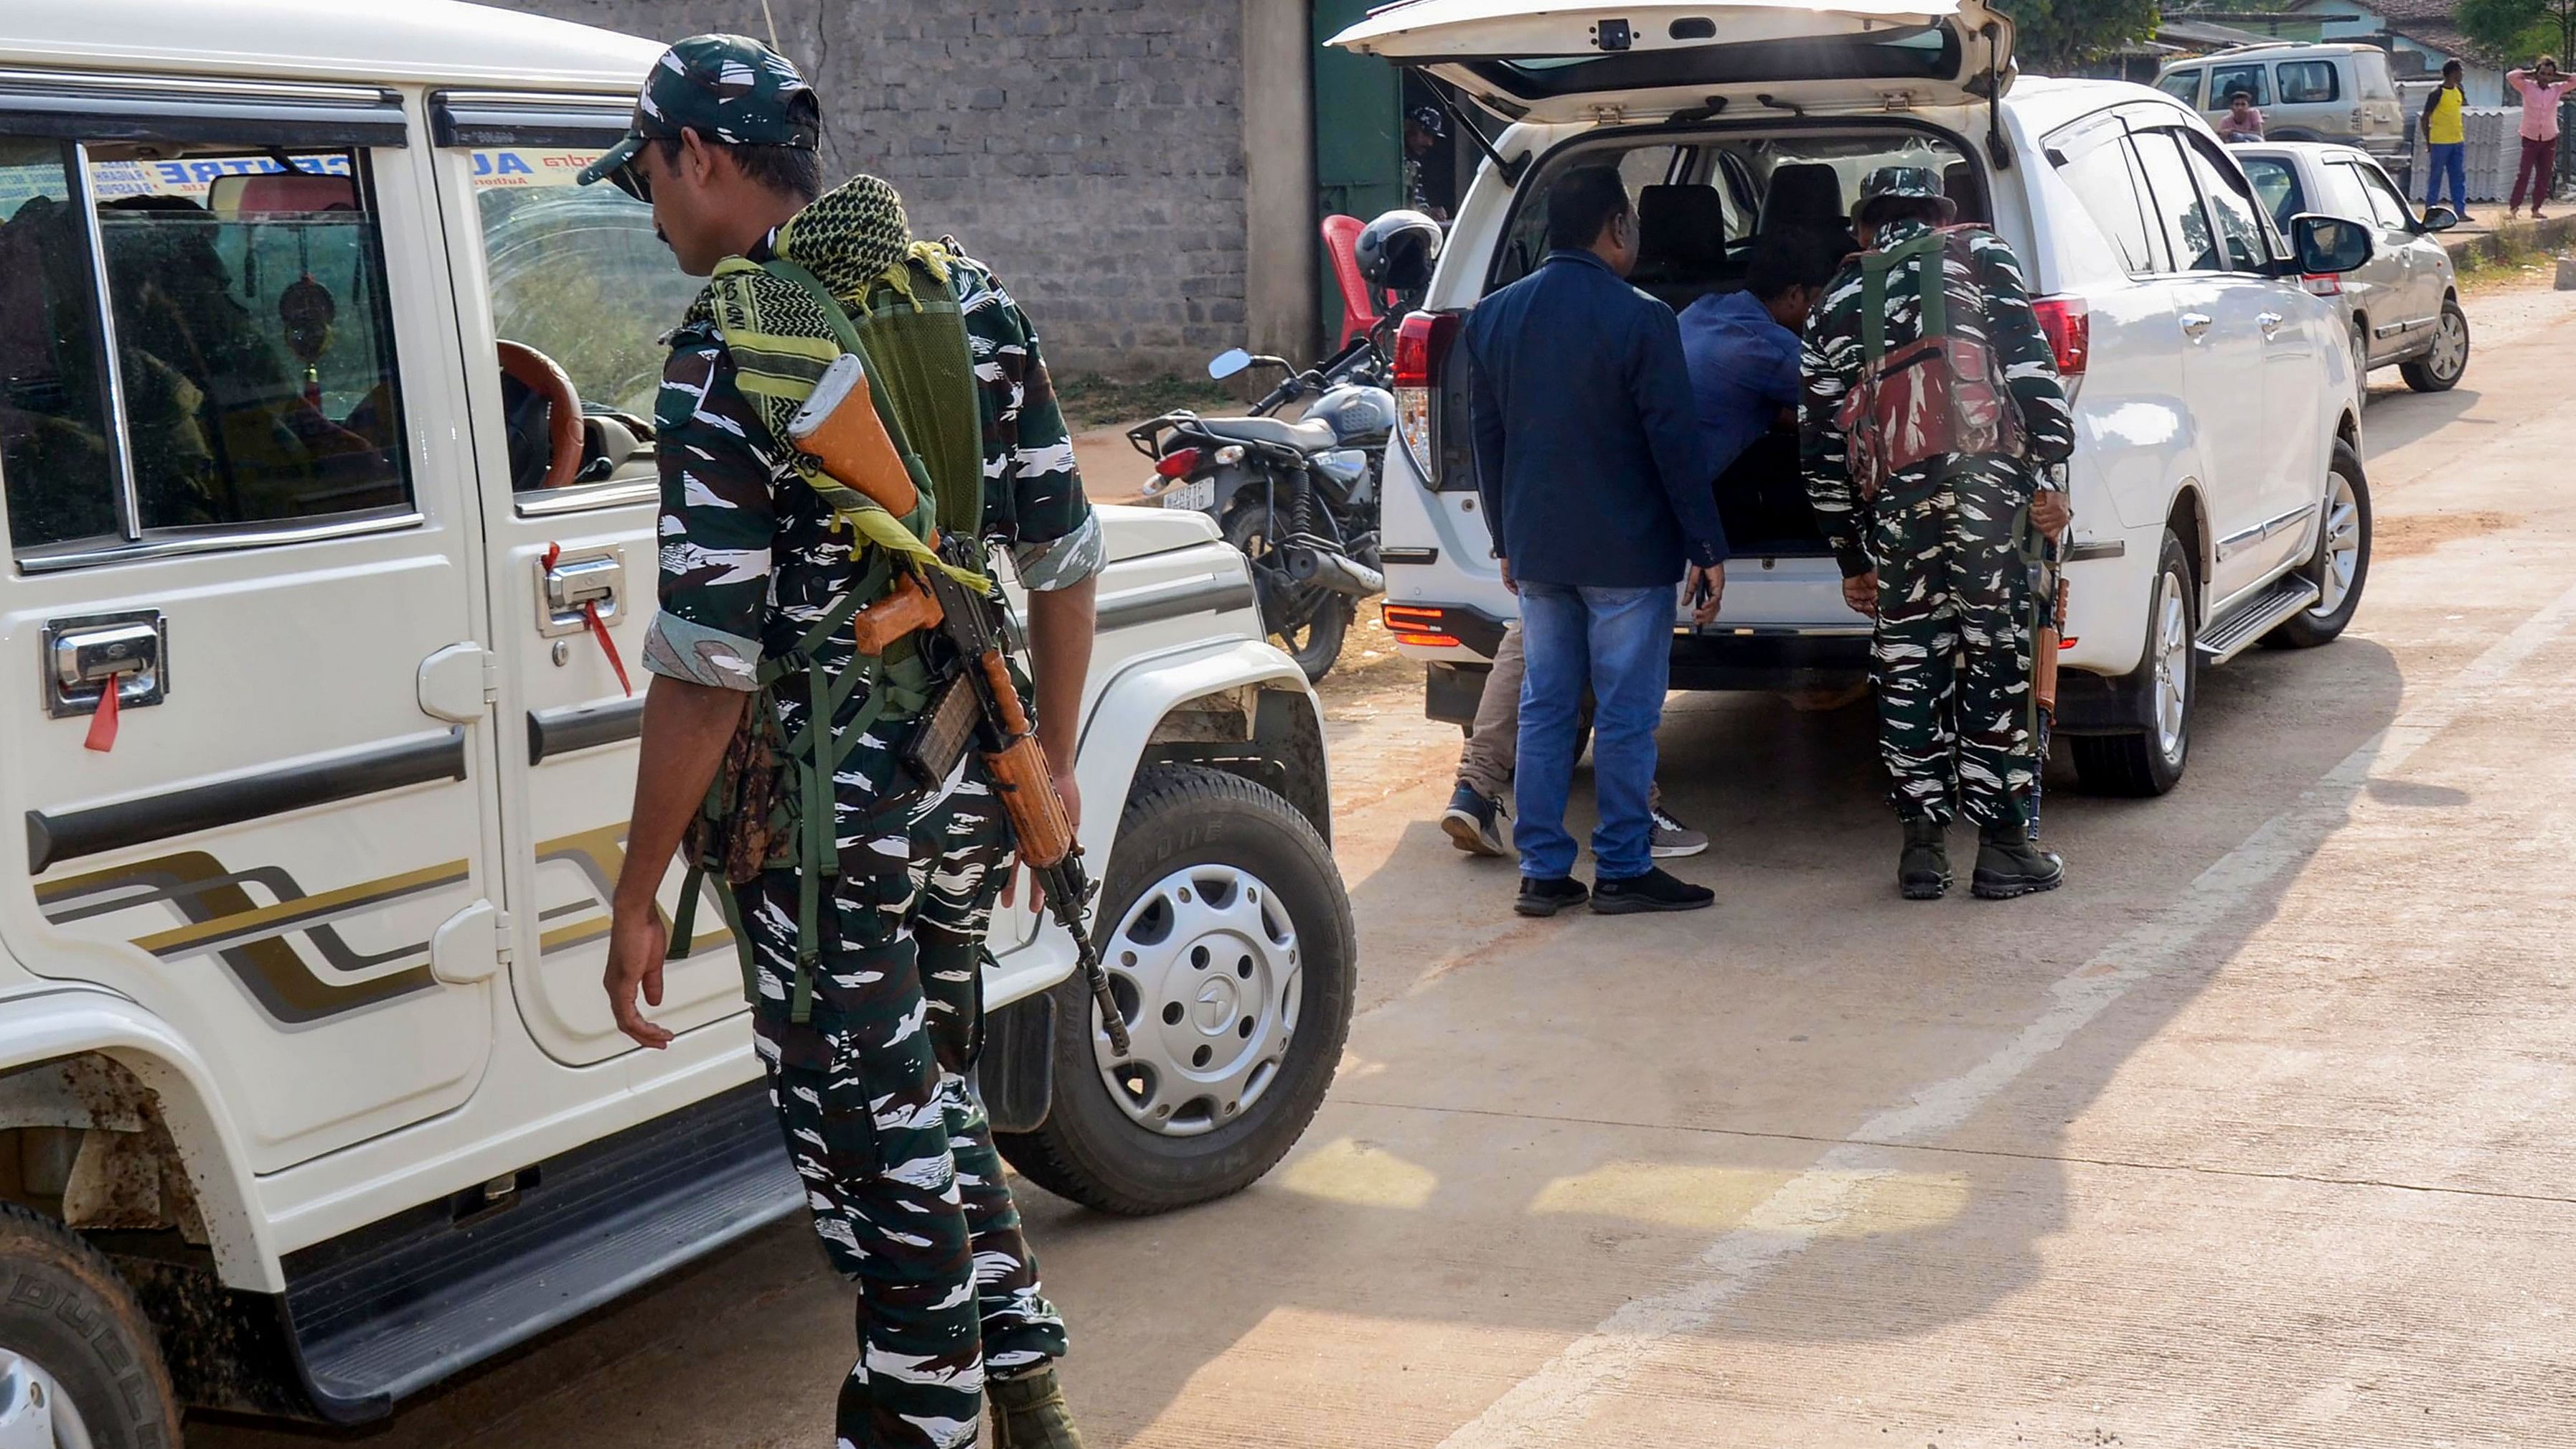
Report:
1341,0,2376,796
0,1,1353,1439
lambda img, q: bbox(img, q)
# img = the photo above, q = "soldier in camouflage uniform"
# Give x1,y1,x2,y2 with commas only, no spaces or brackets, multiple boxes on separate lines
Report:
590,37,1100,1449
1800,166,2076,901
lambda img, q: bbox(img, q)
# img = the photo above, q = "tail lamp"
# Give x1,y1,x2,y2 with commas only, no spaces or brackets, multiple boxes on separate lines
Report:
1381,603,1462,649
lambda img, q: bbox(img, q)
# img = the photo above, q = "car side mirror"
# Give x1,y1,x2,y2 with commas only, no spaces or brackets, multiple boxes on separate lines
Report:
2292,213,2373,273
1207,348,1252,381
2419,204,2460,233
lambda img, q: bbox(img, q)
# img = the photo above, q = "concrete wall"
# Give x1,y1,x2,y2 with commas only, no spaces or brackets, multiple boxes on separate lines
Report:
496,0,1256,377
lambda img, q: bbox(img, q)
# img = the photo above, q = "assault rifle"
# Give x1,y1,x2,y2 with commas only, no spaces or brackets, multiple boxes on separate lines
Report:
2028,472,2070,840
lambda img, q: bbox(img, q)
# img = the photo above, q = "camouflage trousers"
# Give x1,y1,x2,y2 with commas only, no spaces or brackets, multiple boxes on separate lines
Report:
1866,459,2037,828
739,763,1068,1449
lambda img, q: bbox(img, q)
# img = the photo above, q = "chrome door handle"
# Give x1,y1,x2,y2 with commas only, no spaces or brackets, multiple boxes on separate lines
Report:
2258,311,2285,338
537,548,625,638
43,610,168,718
2180,312,2214,339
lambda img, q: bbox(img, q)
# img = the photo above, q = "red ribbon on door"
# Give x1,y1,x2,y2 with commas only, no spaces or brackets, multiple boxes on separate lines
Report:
83,679,118,753
545,543,631,698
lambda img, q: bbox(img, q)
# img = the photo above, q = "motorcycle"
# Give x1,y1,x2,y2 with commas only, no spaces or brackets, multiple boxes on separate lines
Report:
1126,320,1397,683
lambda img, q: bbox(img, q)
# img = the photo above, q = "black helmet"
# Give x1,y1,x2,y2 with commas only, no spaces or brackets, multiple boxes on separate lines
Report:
1356,208,1444,292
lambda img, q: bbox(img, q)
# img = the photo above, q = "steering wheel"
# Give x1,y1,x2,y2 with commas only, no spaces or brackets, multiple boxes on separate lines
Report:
497,340,584,489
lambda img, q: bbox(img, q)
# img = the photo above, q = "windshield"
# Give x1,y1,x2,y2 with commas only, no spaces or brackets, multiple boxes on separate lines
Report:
474,148,702,421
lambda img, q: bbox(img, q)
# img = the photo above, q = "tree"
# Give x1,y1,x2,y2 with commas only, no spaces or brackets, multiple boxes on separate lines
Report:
2460,0,2576,71
1997,0,2163,71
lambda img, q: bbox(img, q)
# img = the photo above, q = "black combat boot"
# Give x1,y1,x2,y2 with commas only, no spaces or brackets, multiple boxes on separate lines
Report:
1899,816,1950,901
989,1368,1087,1449
1971,820,2064,900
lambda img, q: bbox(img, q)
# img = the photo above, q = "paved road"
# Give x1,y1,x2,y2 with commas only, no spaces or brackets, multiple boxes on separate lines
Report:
196,281,2576,1448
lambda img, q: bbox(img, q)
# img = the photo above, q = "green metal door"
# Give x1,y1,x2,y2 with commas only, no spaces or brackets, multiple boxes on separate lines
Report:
1312,0,1402,341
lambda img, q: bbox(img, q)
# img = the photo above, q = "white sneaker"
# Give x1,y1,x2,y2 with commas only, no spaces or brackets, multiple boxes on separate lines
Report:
1650,806,1709,858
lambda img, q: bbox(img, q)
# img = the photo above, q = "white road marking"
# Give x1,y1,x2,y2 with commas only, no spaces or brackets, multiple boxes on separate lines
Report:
1434,578,2576,1448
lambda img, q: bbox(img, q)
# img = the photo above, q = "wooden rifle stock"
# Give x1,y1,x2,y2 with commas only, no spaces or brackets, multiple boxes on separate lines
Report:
850,573,944,655
2034,576,2069,713
786,352,927,526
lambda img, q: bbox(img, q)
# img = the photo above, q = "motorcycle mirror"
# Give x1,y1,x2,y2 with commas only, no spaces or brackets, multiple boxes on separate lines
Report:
1207,348,1252,380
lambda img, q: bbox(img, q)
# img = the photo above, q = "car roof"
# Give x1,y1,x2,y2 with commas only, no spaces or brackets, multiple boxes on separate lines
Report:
2163,42,2375,65
0,0,663,93
2235,141,2374,165
2008,74,2197,133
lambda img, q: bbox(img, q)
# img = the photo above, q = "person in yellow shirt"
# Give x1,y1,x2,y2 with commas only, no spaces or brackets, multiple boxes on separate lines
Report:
2422,60,2471,220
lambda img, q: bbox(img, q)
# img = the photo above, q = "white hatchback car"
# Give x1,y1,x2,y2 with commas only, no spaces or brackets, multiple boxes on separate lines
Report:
1340,0,2376,797
2234,142,2471,394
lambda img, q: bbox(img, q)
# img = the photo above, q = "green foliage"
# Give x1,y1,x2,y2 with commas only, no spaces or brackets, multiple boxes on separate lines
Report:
2459,0,2576,67
1999,0,2163,70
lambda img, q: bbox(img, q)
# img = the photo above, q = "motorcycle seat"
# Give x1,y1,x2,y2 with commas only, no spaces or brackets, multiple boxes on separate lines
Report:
1193,414,1340,453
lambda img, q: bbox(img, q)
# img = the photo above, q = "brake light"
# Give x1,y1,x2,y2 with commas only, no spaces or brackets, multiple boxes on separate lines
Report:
1154,447,1202,479
2302,273,2342,296
2031,296,2089,380
1382,603,1462,649
1393,310,1461,485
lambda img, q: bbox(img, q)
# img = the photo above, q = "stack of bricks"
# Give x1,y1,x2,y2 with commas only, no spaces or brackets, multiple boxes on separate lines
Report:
501,0,1251,377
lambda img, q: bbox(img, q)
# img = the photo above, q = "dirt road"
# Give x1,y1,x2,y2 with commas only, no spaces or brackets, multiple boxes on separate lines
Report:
197,282,2576,1448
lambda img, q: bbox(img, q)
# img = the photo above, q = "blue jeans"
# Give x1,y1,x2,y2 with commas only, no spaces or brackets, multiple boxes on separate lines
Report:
1513,582,1673,882
2425,142,2468,214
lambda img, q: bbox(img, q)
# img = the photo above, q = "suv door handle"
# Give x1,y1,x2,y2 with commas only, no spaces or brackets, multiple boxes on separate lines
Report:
43,611,168,718
2179,312,2214,339
537,548,624,638
2257,311,2285,338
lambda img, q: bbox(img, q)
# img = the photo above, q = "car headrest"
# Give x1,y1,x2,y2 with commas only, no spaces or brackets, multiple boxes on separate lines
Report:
1942,161,1985,220
1763,164,1847,233
1635,184,1730,274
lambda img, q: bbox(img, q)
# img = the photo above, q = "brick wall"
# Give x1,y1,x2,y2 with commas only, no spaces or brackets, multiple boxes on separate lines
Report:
495,0,1248,377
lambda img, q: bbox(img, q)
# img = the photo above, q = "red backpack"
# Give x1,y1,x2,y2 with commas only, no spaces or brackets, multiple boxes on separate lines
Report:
1833,225,2026,499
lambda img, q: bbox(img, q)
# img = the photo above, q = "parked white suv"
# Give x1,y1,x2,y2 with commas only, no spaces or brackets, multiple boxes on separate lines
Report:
2156,43,2410,171
1341,0,2375,797
0,2,1353,1440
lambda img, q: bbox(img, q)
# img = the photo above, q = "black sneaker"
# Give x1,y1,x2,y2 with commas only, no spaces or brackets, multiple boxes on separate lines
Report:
1899,816,1950,901
1971,822,2064,900
1590,867,1715,914
1516,875,1589,917
1442,782,1509,858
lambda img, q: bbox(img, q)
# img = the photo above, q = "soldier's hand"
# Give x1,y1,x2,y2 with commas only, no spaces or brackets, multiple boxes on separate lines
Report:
1842,571,1879,618
604,903,674,1050
2031,489,2073,541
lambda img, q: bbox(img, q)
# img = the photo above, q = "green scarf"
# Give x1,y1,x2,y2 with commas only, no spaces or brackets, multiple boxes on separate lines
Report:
685,174,987,583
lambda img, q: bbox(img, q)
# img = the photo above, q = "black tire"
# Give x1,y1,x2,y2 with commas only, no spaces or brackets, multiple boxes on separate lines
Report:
2399,296,2469,393
0,1204,179,1449
1222,502,1353,683
995,765,1355,1215
2071,526,2196,798
2349,318,2371,402
2264,438,2371,649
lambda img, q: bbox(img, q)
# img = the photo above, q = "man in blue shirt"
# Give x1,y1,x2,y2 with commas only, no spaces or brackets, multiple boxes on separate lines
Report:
1679,230,1838,502
1463,166,1726,919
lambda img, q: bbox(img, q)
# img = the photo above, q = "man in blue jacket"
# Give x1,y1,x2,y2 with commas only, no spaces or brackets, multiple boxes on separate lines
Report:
1464,166,1727,918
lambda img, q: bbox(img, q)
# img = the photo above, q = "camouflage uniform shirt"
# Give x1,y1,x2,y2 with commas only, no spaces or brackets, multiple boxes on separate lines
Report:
641,239,1100,802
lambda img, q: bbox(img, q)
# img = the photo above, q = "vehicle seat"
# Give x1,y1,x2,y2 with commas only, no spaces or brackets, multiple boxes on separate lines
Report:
1632,184,1739,311
1942,161,1987,223
1761,164,1860,258
1194,414,1340,453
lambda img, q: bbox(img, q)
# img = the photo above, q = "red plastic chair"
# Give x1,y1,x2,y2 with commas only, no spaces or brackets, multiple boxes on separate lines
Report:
1321,213,1390,348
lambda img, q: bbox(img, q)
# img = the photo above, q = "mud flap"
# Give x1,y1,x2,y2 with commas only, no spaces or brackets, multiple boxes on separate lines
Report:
977,989,1056,1135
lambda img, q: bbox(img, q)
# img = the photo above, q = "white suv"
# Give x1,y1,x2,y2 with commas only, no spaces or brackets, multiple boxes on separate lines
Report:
0,2,1353,1440
1343,0,2375,797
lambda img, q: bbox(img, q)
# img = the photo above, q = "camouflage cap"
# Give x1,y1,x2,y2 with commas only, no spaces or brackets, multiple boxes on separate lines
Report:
1858,165,1947,206
577,34,821,188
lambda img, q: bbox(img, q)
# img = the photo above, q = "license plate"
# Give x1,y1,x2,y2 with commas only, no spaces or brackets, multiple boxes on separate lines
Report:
1160,477,1215,512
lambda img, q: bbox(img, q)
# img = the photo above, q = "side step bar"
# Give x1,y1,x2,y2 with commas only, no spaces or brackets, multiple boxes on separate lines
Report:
279,1082,800,1423
2196,573,2321,664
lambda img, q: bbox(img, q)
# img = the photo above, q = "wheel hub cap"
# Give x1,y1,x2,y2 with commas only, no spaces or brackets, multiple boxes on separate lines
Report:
1093,863,1302,1138
2432,312,2467,377
2313,473,2361,618
2154,571,2189,759
0,1351,92,1449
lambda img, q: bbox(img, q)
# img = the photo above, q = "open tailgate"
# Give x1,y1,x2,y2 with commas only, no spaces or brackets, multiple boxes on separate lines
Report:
1327,0,2015,123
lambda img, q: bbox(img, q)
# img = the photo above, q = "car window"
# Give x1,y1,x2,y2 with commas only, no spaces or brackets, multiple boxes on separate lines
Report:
2344,159,2415,228
1493,144,1689,288
2178,131,2272,270
2054,128,2166,274
0,137,123,551
2209,63,2271,108
2354,52,2397,100
2277,60,2341,105
2310,158,2375,220
474,148,704,491
2130,129,2223,273
2239,156,2305,232
2157,70,2204,105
